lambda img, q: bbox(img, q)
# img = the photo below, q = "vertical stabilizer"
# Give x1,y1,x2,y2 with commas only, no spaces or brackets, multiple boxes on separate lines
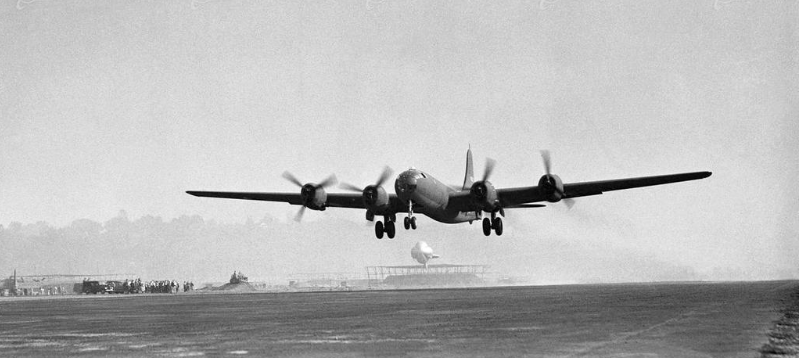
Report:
462,146,474,190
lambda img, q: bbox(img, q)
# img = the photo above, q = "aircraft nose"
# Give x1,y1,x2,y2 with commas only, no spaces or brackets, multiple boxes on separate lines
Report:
394,171,418,195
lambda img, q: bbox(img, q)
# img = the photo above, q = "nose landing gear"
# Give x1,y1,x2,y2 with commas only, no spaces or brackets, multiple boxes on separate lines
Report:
403,216,417,230
403,200,417,230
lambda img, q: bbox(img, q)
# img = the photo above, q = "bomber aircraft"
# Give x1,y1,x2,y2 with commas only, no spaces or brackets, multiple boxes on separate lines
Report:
187,148,711,239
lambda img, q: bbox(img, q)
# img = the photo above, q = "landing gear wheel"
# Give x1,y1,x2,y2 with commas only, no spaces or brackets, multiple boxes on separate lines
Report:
492,217,503,236
386,221,395,239
482,218,491,236
375,221,384,239
410,217,417,230
404,217,411,230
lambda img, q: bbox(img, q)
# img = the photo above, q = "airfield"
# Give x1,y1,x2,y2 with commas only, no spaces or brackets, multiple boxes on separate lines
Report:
1,281,797,357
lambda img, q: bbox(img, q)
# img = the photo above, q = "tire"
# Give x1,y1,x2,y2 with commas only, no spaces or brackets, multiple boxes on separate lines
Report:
386,221,395,239
375,221,384,239
493,217,503,236
403,217,410,230
410,217,417,230
482,218,491,236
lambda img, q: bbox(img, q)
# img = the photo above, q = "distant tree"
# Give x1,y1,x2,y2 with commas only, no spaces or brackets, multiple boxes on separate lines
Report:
7,222,22,233
136,215,165,235
69,219,102,237
104,210,132,233
20,221,53,238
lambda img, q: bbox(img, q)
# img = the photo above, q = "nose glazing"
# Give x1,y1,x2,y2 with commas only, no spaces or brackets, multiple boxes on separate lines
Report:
394,171,419,195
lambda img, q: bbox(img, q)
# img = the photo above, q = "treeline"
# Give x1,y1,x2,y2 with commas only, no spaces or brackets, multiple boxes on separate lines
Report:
0,211,315,282
2,211,729,284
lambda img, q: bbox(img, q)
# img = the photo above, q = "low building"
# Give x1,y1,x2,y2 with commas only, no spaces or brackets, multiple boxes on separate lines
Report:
365,264,489,289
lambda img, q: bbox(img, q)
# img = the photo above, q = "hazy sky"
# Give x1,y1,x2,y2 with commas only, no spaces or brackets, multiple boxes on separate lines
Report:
1,0,797,281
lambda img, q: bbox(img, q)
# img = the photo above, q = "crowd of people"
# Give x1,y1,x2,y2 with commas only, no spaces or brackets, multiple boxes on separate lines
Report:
128,279,196,293
85,278,195,294
140,280,194,294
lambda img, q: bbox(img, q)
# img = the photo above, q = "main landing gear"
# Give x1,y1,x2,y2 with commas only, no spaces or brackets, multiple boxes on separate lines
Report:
482,211,503,236
403,200,417,230
376,201,417,239
375,215,396,239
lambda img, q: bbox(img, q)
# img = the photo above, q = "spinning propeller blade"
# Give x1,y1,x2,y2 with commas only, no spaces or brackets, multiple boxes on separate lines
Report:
282,171,303,187
317,174,338,189
293,206,306,222
375,166,393,187
339,182,363,192
482,158,496,182
541,150,552,176
339,166,393,193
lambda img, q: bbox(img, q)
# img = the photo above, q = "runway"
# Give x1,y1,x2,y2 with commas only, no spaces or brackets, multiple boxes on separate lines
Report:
0,281,795,357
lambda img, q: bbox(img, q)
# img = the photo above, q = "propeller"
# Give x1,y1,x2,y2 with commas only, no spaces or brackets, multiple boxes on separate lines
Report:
540,151,575,209
470,158,498,209
282,171,338,221
339,166,393,193
339,166,394,209
282,171,338,190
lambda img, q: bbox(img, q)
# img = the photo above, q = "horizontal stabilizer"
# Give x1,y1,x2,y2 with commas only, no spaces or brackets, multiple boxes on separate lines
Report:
507,204,547,208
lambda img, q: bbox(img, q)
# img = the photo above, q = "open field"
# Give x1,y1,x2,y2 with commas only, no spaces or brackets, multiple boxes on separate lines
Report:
0,281,795,357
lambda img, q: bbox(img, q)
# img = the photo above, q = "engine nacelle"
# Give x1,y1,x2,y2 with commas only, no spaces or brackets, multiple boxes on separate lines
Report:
538,174,564,203
362,185,389,210
470,180,498,211
300,184,327,211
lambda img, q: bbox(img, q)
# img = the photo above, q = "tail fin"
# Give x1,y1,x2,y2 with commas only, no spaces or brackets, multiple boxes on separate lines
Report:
462,146,474,190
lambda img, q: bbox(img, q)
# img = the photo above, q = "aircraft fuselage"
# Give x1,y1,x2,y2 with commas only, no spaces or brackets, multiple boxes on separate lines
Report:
394,169,477,224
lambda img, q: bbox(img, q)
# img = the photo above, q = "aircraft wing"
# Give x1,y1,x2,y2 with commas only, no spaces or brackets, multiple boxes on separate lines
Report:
185,190,412,212
496,171,711,208
186,191,365,208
